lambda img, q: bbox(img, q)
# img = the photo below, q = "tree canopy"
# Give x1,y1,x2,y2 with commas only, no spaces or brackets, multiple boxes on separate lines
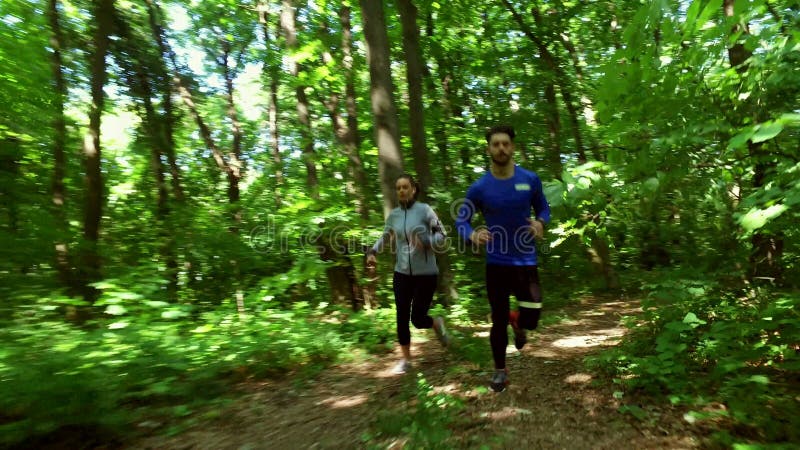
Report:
0,0,798,447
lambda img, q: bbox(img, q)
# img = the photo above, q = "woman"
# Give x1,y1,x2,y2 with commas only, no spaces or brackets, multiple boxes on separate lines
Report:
366,174,449,374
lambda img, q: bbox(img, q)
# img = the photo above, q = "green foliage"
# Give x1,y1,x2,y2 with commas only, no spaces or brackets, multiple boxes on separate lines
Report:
364,373,463,449
0,291,396,446
2,0,799,446
589,269,800,445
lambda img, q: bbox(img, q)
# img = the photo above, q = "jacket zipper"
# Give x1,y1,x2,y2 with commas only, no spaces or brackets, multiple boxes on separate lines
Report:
404,207,413,275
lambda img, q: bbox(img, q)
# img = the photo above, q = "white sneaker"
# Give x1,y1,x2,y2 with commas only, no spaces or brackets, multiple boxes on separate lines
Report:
391,359,412,375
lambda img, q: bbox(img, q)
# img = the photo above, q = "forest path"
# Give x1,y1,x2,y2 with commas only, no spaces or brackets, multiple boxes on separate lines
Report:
132,295,699,449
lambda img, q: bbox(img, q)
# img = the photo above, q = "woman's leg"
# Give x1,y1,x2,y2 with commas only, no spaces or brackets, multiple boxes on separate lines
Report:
393,272,413,348
409,274,437,330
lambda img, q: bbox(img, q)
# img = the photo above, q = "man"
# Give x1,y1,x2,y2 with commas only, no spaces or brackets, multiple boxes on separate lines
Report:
455,124,551,392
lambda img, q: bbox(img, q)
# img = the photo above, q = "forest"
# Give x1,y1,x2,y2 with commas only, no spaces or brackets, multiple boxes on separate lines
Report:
1,0,798,448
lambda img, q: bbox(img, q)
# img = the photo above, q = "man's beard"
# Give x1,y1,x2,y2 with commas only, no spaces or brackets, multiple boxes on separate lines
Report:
492,154,511,166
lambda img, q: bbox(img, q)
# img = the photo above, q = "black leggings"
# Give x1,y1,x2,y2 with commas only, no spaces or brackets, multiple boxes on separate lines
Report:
393,272,438,346
486,264,542,369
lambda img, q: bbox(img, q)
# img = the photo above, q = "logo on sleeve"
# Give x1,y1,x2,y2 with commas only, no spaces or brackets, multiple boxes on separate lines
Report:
514,183,531,191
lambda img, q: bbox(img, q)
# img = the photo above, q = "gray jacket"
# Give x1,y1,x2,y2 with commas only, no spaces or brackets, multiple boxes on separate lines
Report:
371,201,445,275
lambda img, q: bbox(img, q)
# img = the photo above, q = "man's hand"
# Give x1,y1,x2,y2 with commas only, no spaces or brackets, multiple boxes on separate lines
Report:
528,217,544,239
470,229,492,246
366,253,377,268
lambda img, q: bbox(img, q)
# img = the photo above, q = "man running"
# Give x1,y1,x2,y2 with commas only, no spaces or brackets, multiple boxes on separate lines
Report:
455,124,551,392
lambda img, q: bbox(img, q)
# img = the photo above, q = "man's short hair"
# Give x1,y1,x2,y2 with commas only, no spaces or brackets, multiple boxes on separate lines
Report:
485,125,516,143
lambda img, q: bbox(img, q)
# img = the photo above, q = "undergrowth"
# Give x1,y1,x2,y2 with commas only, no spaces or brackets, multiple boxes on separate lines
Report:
588,269,800,447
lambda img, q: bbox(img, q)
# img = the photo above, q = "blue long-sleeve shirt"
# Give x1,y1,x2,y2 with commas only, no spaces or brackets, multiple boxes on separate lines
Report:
456,165,550,266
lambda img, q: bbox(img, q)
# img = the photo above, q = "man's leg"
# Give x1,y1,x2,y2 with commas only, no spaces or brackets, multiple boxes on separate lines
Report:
513,265,542,330
486,265,511,369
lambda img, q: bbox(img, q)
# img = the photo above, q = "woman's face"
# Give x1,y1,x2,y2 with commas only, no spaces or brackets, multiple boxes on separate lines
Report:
396,177,415,203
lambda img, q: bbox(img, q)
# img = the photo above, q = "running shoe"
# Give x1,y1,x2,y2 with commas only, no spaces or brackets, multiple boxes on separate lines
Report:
509,310,527,350
490,368,509,392
391,359,411,375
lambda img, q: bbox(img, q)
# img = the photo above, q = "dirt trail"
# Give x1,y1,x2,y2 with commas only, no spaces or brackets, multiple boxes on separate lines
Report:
132,296,699,449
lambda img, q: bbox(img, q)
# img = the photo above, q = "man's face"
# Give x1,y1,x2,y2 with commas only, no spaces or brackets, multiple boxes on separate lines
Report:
487,132,514,166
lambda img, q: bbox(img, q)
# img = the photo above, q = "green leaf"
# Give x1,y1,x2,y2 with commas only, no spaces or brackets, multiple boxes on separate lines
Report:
778,113,800,124
697,0,723,30
682,0,702,39
747,375,769,385
643,177,659,192
683,312,705,325
751,121,783,143
105,305,127,316
728,128,753,150
739,204,788,231
162,310,189,319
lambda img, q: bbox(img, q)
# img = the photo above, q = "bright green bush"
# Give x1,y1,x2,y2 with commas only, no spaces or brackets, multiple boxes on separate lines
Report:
589,270,800,446
0,291,396,447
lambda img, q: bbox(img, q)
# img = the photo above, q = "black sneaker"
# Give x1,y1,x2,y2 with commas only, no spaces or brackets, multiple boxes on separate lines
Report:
510,310,527,350
490,369,509,392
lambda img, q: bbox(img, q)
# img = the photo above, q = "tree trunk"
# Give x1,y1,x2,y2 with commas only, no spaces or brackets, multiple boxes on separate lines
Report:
0,139,21,233
268,80,283,206
588,236,620,290
501,0,566,177
281,0,319,199
314,18,367,311
421,11,452,188
339,5,369,222
220,43,244,223
48,0,73,289
113,16,169,216
557,30,600,161
396,1,456,304
160,76,183,202
359,0,404,218
723,0,783,281
78,0,114,303
542,82,563,177
144,0,184,202
396,0,432,197
316,233,363,310
258,5,284,207
150,7,235,206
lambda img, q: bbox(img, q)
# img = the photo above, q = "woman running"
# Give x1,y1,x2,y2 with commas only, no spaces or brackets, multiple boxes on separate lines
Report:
367,174,450,374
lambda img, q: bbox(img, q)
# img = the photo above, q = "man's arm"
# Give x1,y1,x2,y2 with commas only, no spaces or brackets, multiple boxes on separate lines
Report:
456,187,491,245
455,187,477,242
531,175,551,225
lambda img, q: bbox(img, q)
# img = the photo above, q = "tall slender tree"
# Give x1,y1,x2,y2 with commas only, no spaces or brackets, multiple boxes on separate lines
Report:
78,0,115,302
359,0,404,217
396,0,432,197
723,0,783,281
47,0,72,289
282,0,319,199
258,1,284,207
